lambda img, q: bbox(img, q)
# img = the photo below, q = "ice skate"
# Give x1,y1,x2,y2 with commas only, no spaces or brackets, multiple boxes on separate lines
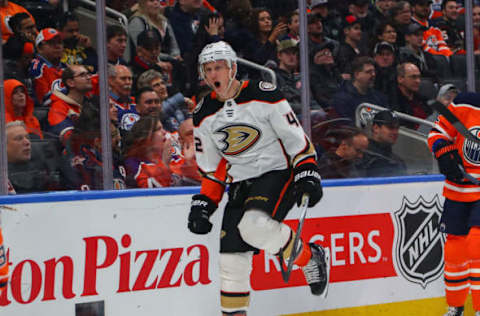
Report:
443,306,464,316
302,243,330,297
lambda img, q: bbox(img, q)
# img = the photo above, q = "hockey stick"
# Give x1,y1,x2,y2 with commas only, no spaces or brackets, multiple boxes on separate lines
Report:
458,165,480,185
428,100,480,145
279,194,310,283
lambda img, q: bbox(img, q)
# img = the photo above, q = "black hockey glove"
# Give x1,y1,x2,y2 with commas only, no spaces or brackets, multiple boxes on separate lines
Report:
293,163,323,207
188,194,217,234
434,142,464,182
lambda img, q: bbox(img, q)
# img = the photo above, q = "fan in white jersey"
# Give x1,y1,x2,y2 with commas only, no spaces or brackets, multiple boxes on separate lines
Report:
187,41,330,316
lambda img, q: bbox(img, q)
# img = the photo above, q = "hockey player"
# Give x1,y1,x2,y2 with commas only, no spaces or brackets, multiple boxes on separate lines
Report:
428,93,480,316
187,41,329,315
0,227,8,294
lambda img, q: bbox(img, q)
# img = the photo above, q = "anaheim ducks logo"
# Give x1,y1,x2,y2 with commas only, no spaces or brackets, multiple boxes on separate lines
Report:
215,124,261,155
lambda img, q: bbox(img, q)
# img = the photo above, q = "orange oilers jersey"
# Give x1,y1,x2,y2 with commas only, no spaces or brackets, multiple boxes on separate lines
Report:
28,55,66,105
428,103,480,202
0,2,34,42
125,157,173,188
0,227,8,290
423,26,453,57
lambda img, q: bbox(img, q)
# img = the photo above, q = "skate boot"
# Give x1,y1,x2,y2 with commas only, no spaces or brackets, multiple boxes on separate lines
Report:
301,243,330,296
443,306,464,316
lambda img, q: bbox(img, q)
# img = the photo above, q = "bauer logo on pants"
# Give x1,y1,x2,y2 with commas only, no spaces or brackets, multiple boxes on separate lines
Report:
394,195,445,288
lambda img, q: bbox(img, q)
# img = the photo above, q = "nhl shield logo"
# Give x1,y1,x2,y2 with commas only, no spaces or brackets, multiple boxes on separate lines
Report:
394,195,445,288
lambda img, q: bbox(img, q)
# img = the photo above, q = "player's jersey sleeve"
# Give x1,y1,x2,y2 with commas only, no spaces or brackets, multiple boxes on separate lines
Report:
427,103,459,152
267,97,316,168
193,97,227,204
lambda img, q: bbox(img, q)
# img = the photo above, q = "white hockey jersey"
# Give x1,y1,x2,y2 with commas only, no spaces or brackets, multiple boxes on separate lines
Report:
193,80,316,184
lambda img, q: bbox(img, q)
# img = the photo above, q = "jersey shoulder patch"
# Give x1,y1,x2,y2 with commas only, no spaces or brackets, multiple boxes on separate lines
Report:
236,80,285,104
258,81,276,91
193,96,223,127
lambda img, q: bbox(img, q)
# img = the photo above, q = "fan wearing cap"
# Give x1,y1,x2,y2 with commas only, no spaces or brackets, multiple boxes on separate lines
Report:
28,28,67,106
310,0,342,40
130,29,173,95
347,0,376,36
373,41,397,96
273,38,321,114
307,12,339,60
398,23,439,79
310,40,343,108
359,110,407,177
336,14,367,77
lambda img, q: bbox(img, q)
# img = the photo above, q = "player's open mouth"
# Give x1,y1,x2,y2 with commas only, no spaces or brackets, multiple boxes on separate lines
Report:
214,81,221,88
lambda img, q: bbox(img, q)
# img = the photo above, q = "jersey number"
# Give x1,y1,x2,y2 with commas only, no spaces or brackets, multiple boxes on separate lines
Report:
195,137,203,152
285,111,300,127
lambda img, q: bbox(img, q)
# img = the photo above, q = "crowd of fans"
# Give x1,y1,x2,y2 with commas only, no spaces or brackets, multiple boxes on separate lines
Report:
1,0,479,194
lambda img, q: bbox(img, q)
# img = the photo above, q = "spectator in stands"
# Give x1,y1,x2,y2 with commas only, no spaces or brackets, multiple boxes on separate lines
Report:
310,41,343,110
373,21,398,51
128,0,181,61
7,121,57,193
171,117,201,185
473,5,480,54
0,0,34,42
372,0,395,24
273,38,320,114
130,29,172,92
136,70,190,132
410,0,453,78
431,0,464,54
373,42,397,97
398,23,438,80
336,15,367,78
3,35,34,95
390,1,412,47
330,56,387,122
348,0,376,38
58,12,98,73
4,79,42,139
8,12,37,42
108,64,139,133
307,12,339,66
389,62,432,128
358,110,407,177
317,126,369,178
106,25,128,65
48,65,94,145
310,0,342,40
223,0,255,60
124,114,176,188
60,101,126,191
167,0,203,59
245,7,287,69
29,28,66,106
285,10,299,42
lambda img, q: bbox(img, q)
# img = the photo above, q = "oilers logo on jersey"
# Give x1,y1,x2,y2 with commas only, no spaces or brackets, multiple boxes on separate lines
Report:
463,126,480,165
215,124,261,156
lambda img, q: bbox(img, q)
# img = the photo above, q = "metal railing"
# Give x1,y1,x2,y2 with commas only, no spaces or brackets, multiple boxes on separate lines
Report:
237,57,277,86
355,103,435,131
77,0,128,27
